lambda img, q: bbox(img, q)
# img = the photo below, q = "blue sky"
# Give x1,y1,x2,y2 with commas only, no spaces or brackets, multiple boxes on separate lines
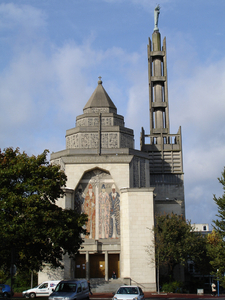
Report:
1,0,225,228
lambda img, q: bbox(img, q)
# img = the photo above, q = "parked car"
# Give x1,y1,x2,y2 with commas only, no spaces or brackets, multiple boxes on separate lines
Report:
112,286,145,300
23,281,60,298
0,284,14,298
48,279,89,300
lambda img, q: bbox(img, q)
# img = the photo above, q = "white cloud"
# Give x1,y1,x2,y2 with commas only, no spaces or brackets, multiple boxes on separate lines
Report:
0,2,147,155
165,46,225,226
0,3,46,30
101,0,171,11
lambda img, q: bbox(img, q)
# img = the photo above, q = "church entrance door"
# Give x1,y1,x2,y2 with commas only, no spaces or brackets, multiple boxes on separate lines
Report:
108,254,120,279
75,254,86,278
90,254,105,278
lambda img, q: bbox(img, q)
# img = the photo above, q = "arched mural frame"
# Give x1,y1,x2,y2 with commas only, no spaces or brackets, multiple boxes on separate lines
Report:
74,167,120,240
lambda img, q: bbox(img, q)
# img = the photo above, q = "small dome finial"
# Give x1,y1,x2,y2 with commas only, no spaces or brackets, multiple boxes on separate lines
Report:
98,76,102,84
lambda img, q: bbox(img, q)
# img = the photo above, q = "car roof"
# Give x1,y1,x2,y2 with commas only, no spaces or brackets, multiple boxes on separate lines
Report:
118,286,139,288
59,280,86,283
42,281,59,283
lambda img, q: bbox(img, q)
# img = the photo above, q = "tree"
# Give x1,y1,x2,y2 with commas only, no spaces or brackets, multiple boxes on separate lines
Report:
213,167,225,235
207,230,225,280
0,147,87,274
210,167,225,285
153,213,207,280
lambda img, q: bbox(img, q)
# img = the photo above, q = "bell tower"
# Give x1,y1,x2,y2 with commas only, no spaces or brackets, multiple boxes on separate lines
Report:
141,6,185,216
149,32,170,141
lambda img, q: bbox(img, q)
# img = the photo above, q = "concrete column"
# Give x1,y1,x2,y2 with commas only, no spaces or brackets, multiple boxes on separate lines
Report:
152,30,165,144
64,188,74,209
105,251,108,281
120,188,156,291
63,254,72,280
86,251,90,279
95,183,99,240
152,31,161,51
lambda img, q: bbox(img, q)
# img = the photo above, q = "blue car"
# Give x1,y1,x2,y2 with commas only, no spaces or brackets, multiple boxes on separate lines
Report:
0,284,14,298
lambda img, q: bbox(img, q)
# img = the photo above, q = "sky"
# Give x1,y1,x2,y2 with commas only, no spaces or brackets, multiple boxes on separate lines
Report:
0,0,225,228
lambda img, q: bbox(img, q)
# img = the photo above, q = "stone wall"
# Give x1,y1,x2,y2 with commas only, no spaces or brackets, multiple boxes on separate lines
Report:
120,188,156,291
66,132,134,149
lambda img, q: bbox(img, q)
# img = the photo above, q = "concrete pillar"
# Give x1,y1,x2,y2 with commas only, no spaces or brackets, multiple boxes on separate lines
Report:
63,254,73,280
120,188,156,291
64,188,74,209
95,183,99,240
105,251,108,281
152,31,164,144
86,251,90,279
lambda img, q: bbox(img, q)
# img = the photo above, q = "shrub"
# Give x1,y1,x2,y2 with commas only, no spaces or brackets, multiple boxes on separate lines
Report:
162,281,183,293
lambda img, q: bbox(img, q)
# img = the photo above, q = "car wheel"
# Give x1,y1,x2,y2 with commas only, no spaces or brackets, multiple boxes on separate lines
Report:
3,292,8,298
29,293,36,298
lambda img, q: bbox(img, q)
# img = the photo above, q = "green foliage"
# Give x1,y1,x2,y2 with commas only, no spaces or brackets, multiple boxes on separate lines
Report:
154,213,208,277
161,281,183,293
3,270,38,292
0,267,9,284
213,168,225,236
207,230,224,269
0,147,88,274
14,270,38,290
210,168,225,286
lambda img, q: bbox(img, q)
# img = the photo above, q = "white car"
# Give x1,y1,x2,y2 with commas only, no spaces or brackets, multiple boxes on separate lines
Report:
23,281,60,298
113,286,145,300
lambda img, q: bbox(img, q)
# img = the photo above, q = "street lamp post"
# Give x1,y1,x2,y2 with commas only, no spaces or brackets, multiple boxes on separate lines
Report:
217,269,219,297
157,251,160,294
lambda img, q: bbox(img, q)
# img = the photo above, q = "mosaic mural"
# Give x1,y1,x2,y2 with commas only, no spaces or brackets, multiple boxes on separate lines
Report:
74,169,120,239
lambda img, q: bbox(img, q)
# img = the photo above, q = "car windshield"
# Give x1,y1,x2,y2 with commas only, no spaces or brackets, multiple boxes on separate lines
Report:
117,287,138,294
55,283,77,292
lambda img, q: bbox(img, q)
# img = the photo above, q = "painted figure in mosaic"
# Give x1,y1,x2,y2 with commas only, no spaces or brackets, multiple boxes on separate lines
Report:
99,183,110,239
74,184,85,213
109,184,120,238
84,183,96,239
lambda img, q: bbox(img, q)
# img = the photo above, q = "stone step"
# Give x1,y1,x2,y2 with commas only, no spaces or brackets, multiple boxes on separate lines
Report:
90,278,123,293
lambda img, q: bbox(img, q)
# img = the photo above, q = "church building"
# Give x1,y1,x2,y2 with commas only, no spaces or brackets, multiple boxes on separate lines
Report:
39,8,185,292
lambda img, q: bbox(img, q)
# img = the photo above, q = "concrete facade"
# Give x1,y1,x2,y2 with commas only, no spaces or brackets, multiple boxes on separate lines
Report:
120,188,155,291
39,23,185,292
45,77,156,291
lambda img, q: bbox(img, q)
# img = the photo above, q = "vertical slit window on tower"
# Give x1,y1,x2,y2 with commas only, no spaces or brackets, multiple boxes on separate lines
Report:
152,86,155,102
162,85,165,102
163,111,166,128
152,111,155,129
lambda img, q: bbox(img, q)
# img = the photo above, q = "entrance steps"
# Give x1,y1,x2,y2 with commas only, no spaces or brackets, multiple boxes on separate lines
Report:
90,278,123,293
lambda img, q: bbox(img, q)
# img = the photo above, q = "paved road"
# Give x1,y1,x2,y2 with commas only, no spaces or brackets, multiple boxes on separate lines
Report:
90,298,225,300
90,297,225,300
89,293,225,300
13,293,225,299
145,298,225,300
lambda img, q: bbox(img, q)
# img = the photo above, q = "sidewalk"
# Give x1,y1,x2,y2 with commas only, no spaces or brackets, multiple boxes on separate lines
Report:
13,292,225,299
89,292,225,299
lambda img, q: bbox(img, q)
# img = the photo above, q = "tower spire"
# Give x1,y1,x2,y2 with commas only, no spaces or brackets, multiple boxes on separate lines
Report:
140,6,185,219
148,12,170,143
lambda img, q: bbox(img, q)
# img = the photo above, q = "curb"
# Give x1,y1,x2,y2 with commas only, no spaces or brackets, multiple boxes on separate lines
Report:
13,292,225,299
89,293,225,299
